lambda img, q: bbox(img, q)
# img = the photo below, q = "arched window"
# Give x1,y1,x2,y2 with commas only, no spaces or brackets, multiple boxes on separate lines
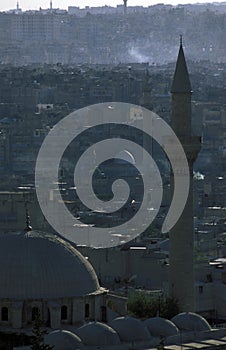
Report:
85,303,90,318
1,307,8,321
61,305,67,320
32,307,39,321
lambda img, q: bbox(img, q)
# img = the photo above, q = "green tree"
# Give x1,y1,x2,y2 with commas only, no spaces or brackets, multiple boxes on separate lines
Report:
30,311,54,350
127,291,180,319
161,296,180,319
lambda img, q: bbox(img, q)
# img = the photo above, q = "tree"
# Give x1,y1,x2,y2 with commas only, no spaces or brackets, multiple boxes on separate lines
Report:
30,311,54,350
127,291,180,319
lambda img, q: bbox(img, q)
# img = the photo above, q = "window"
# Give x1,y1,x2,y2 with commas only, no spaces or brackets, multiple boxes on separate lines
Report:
32,307,39,321
46,308,50,327
34,130,40,137
199,286,203,294
61,305,67,320
100,306,107,322
85,303,90,318
1,307,8,321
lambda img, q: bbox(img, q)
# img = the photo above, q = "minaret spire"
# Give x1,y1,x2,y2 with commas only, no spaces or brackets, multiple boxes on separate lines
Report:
171,38,192,137
171,38,191,94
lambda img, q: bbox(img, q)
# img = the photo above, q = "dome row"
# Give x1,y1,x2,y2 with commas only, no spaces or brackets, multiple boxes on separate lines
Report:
45,313,211,349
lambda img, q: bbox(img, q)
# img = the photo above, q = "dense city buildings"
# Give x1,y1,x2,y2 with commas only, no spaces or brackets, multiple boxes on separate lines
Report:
1,2,226,65
1,2,226,349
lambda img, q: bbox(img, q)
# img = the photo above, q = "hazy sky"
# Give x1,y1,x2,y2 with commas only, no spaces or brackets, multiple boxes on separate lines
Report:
0,0,221,12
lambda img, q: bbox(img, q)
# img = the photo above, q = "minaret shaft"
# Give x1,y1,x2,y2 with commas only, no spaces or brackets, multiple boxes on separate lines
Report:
169,160,195,311
172,93,191,137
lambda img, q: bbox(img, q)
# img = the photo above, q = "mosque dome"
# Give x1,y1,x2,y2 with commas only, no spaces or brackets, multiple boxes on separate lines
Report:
109,316,151,342
143,317,179,337
0,230,100,299
76,322,121,346
114,150,136,165
44,330,84,350
171,312,211,332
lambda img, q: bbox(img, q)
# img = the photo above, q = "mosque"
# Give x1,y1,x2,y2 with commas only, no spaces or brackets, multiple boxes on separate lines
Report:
1,41,226,349
2,222,226,349
0,217,127,331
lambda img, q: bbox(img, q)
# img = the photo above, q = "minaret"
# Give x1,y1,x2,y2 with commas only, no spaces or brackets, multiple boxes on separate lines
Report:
140,68,153,111
50,0,53,10
140,69,153,167
123,0,127,15
169,37,201,312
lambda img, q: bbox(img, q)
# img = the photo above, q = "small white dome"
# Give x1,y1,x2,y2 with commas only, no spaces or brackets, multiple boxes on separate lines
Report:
44,330,83,350
171,312,211,332
115,150,136,165
109,316,151,342
76,322,121,346
0,231,99,299
144,317,179,337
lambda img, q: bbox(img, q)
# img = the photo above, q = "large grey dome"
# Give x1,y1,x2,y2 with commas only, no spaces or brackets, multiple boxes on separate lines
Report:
0,230,100,299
